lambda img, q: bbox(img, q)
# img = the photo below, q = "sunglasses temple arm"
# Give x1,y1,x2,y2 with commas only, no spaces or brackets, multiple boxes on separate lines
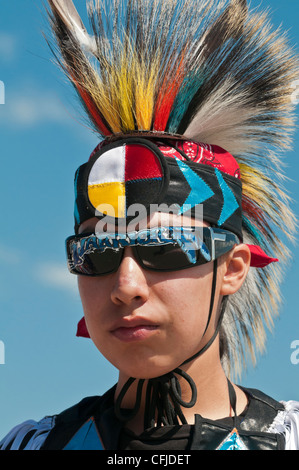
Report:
209,229,227,260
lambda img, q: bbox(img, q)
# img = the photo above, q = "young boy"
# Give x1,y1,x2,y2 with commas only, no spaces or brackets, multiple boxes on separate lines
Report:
1,0,299,450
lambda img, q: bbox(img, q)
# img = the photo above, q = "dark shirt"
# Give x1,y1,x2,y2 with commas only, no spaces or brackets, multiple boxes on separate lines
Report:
39,385,285,450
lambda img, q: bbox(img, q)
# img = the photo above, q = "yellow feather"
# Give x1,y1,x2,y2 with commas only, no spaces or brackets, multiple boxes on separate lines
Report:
134,58,157,130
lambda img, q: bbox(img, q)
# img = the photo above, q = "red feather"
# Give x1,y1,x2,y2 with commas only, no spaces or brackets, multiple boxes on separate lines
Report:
153,55,185,132
74,78,112,136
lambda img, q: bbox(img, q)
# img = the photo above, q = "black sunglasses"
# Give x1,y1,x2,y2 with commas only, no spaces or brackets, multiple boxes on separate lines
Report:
65,226,239,276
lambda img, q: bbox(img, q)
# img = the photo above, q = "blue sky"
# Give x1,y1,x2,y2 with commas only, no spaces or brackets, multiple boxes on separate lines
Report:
0,0,298,437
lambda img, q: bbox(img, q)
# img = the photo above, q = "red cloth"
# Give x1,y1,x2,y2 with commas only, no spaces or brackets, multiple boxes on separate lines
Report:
76,317,90,338
247,244,278,268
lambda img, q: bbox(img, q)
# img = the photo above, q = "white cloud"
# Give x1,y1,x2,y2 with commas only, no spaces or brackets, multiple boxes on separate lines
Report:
0,33,18,62
0,244,21,265
0,242,78,296
0,84,96,142
1,88,70,127
34,262,79,296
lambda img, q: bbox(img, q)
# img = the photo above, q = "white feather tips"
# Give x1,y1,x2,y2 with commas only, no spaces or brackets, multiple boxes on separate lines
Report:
48,0,96,53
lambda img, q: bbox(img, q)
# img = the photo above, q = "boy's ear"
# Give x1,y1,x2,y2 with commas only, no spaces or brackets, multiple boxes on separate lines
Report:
219,244,251,296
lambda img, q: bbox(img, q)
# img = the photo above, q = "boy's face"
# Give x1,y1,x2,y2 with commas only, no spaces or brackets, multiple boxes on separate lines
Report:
77,212,226,381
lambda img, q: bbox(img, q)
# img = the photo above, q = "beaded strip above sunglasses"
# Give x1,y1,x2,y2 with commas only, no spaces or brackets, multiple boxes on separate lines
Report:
66,226,240,276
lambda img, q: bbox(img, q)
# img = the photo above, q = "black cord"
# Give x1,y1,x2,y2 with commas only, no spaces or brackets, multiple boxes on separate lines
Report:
227,378,238,429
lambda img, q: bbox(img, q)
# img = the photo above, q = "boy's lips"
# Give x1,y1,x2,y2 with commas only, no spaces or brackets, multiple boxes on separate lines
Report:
110,317,160,342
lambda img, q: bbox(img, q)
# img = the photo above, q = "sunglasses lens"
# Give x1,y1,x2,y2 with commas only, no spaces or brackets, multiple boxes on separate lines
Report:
136,243,209,271
67,241,122,276
83,249,122,275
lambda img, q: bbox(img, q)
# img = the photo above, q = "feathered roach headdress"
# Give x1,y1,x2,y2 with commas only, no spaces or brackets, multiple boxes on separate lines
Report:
46,0,298,381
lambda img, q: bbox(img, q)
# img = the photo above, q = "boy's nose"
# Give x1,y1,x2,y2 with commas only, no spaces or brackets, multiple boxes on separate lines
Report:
110,247,150,306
